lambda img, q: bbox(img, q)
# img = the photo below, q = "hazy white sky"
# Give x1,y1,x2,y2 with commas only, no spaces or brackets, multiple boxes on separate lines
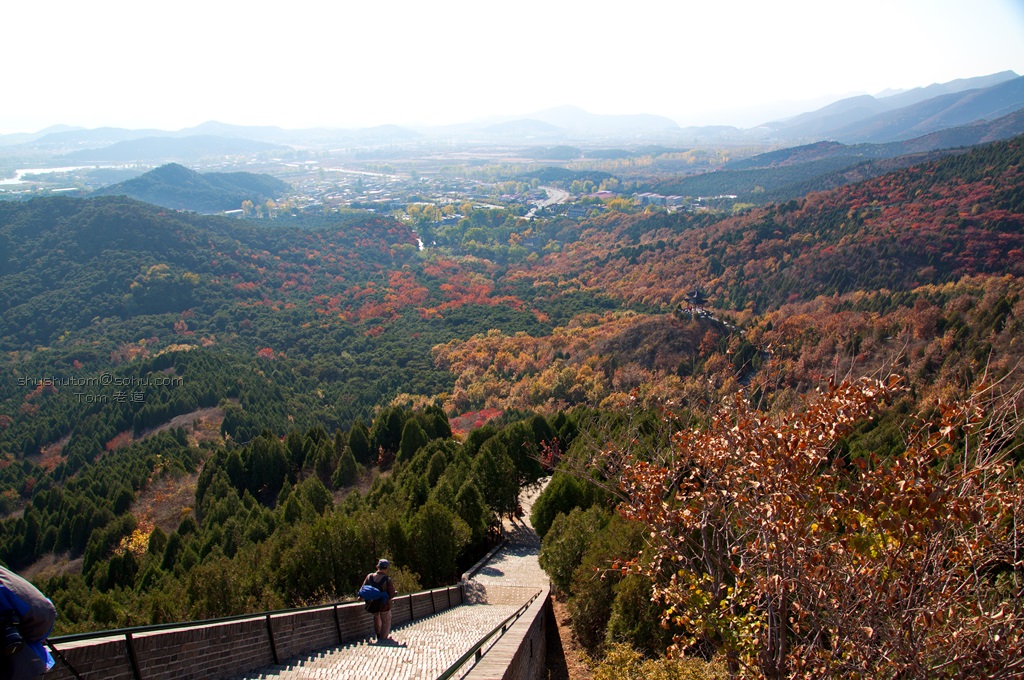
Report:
4,0,1023,133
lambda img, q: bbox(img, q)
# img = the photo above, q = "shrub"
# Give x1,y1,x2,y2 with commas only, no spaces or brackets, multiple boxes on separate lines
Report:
593,643,728,680
538,505,609,595
530,472,587,538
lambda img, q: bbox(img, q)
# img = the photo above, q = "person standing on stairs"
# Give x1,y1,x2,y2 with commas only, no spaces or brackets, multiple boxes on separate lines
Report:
362,559,397,643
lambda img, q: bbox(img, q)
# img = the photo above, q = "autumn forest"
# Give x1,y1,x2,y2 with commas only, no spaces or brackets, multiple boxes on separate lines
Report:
1,135,1023,678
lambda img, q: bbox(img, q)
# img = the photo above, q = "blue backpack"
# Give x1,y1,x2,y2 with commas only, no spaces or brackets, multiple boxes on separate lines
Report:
358,575,390,613
358,584,389,602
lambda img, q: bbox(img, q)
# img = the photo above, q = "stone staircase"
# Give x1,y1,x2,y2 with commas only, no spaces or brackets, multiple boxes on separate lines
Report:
233,482,551,680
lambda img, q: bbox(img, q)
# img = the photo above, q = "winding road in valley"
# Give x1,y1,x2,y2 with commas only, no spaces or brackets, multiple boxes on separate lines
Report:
524,186,569,219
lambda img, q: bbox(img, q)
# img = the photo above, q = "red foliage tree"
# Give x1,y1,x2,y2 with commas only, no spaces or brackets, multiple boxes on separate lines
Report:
617,377,1024,678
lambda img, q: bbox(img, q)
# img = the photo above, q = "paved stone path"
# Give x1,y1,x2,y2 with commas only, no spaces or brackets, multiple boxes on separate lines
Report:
236,482,550,680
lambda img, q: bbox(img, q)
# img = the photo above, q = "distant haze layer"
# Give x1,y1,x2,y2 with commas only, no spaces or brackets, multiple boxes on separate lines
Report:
2,0,1023,133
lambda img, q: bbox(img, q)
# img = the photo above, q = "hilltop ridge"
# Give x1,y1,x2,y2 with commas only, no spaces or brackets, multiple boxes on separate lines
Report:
91,163,290,213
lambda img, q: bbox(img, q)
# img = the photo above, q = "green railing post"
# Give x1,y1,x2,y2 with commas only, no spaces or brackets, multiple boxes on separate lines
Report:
266,614,279,665
125,631,143,680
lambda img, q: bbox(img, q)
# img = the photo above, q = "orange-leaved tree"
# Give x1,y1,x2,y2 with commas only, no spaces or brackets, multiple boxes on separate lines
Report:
617,376,1023,679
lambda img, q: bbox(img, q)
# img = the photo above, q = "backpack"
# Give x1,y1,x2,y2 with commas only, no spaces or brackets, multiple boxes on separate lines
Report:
358,575,390,613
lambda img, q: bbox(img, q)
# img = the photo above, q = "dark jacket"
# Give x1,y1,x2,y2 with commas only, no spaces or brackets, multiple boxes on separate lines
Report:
362,571,396,612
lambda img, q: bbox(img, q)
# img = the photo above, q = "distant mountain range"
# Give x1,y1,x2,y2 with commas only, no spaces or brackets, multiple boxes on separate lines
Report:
91,163,290,213
0,71,1021,155
732,107,1024,171
761,71,1022,142
0,123,421,157
646,106,1024,203
0,124,85,148
61,135,285,163
442,71,1024,145
15,126,167,151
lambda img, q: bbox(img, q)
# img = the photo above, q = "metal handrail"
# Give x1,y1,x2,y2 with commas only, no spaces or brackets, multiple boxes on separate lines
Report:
49,584,459,644
436,589,543,680
48,585,465,680
50,600,337,645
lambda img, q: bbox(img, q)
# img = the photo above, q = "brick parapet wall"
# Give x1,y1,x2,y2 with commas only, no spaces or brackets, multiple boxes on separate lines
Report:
46,585,463,680
45,635,136,680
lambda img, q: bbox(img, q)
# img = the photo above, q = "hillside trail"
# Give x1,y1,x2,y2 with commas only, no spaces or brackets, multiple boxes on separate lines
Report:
235,480,549,680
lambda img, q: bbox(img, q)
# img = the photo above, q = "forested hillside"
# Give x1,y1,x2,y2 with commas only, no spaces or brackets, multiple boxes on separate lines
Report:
91,163,290,213
537,136,1024,313
0,191,622,631
1,136,1022,673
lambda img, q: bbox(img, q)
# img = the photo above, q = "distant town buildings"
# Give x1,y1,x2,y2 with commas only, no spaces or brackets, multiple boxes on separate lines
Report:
634,192,687,207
